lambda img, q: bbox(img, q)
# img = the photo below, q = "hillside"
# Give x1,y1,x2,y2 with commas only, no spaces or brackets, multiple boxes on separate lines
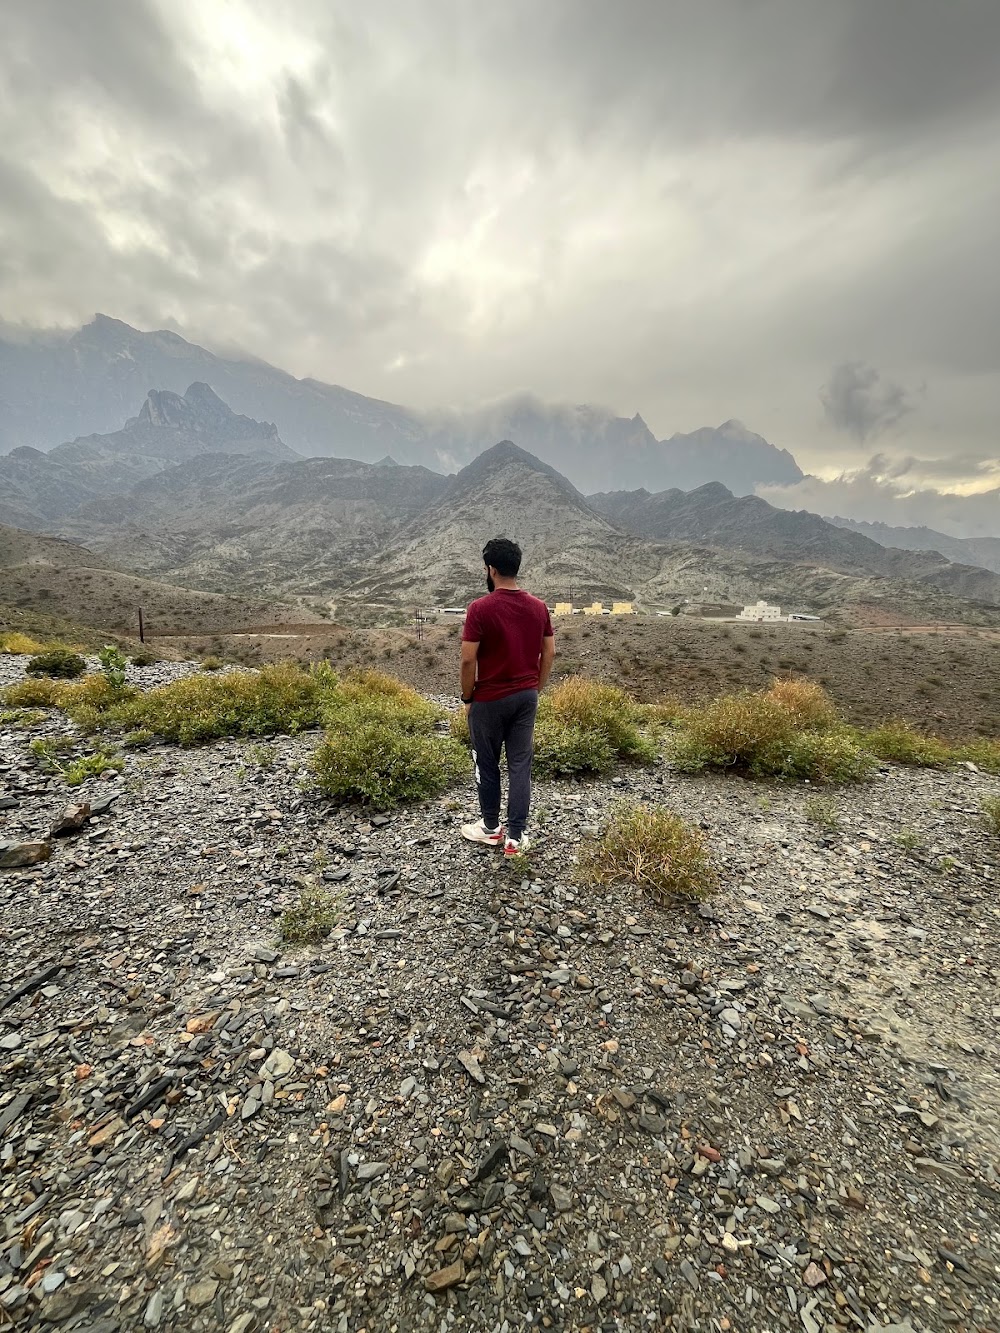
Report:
0,316,802,494
0,383,296,528
63,452,451,594
337,441,666,606
590,482,1000,608
0,523,319,635
1,654,999,1329
829,515,1000,576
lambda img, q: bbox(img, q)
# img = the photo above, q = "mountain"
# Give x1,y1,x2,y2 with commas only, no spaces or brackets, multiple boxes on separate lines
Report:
334,443,1000,624
588,482,1000,607
828,516,1000,577
61,451,450,594
655,420,802,495
0,314,425,459
338,440,667,606
0,383,296,529
0,316,802,494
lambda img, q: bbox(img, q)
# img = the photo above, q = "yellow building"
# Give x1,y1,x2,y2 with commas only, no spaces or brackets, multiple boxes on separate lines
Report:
553,602,574,616
611,602,634,615
583,602,605,616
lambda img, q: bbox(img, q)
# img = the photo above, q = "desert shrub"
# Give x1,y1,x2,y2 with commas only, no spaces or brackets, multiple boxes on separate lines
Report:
200,655,224,672
449,708,470,744
669,680,871,783
0,632,45,654
764,731,877,784
281,882,339,943
312,722,466,809
670,691,796,772
955,739,1000,774
58,675,133,731
25,647,86,679
122,728,156,749
576,803,719,906
108,663,323,744
864,721,952,768
63,746,123,786
533,715,618,777
537,677,657,770
3,677,64,707
325,669,440,733
982,797,1000,836
130,649,157,667
768,678,839,730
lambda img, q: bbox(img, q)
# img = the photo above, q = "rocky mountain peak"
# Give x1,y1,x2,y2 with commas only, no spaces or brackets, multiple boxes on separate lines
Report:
134,383,280,443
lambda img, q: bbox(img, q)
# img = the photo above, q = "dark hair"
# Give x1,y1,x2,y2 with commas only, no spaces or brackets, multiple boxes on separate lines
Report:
482,537,522,578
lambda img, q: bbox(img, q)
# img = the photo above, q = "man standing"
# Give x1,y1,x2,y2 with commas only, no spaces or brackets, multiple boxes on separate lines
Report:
460,537,555,856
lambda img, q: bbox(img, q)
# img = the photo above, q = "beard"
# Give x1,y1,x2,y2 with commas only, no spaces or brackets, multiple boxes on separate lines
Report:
486,573,495,593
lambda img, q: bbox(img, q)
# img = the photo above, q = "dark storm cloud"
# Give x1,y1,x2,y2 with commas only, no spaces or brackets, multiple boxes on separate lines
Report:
1,0,999,489
821,362,916,442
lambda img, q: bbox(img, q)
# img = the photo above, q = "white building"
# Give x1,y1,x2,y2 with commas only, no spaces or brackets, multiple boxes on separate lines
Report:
739,599,782,622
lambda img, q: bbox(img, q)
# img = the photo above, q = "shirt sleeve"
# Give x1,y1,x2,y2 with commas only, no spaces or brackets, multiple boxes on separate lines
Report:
462,601,482,642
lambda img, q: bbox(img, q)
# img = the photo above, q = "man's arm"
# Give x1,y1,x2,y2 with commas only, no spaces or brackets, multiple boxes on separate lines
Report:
538,633,555,691
460,639,479,703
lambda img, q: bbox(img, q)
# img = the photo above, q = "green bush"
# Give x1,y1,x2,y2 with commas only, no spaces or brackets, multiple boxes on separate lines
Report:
955,739,1000,774
864,721,952,768
313,721,467,809
576,803,719,906
533,715,618,777
108,663,324,744
762,730,877,783
98,644,128,689
668,680,872,783
540,677,655,763
25,647,86,679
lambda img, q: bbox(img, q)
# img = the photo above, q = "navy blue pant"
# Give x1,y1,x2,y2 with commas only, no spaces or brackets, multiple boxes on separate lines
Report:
468,689,538,841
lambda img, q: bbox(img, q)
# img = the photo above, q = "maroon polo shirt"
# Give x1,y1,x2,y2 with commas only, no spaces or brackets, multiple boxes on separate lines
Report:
462,589,554,702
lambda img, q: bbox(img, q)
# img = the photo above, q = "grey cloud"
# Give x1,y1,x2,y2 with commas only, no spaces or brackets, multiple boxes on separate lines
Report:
821,362,916,442
761,460,1000,540
1,0,999,486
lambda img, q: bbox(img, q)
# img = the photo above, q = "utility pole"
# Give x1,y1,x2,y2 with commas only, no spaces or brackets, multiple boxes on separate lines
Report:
413,609,424,643
138,607,145,643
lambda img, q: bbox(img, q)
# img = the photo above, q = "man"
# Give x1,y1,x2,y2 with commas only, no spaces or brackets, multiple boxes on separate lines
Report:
460,537,555,856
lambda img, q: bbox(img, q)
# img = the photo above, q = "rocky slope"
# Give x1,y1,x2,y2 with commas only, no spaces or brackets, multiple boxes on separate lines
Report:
829,517,1000,577
1,653,998,1331
590,483,1000,608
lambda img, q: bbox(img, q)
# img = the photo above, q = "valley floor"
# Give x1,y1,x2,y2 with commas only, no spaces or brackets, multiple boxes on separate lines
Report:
1,656,999,1332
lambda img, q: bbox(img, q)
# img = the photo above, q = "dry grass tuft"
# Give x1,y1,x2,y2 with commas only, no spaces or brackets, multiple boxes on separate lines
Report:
576,803,719,906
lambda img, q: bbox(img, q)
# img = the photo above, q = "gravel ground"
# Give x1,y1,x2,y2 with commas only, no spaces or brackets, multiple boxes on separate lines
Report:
2,654,999,1332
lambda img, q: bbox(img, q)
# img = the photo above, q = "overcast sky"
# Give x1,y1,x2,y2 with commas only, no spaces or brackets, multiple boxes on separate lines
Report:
2,0,999,508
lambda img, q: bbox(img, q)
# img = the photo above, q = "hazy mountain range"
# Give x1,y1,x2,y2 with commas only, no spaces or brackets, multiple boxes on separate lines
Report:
1,348,999,631
0,315,802,495
2,391,999,632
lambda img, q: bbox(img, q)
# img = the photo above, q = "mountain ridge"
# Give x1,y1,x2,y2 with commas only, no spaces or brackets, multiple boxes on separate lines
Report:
0,315,801,495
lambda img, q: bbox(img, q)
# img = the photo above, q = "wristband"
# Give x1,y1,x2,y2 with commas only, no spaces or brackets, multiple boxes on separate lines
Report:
461,694,475,704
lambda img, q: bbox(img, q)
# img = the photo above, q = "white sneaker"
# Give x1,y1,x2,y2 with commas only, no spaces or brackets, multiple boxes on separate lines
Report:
461,819,504,847
503,835,530,858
